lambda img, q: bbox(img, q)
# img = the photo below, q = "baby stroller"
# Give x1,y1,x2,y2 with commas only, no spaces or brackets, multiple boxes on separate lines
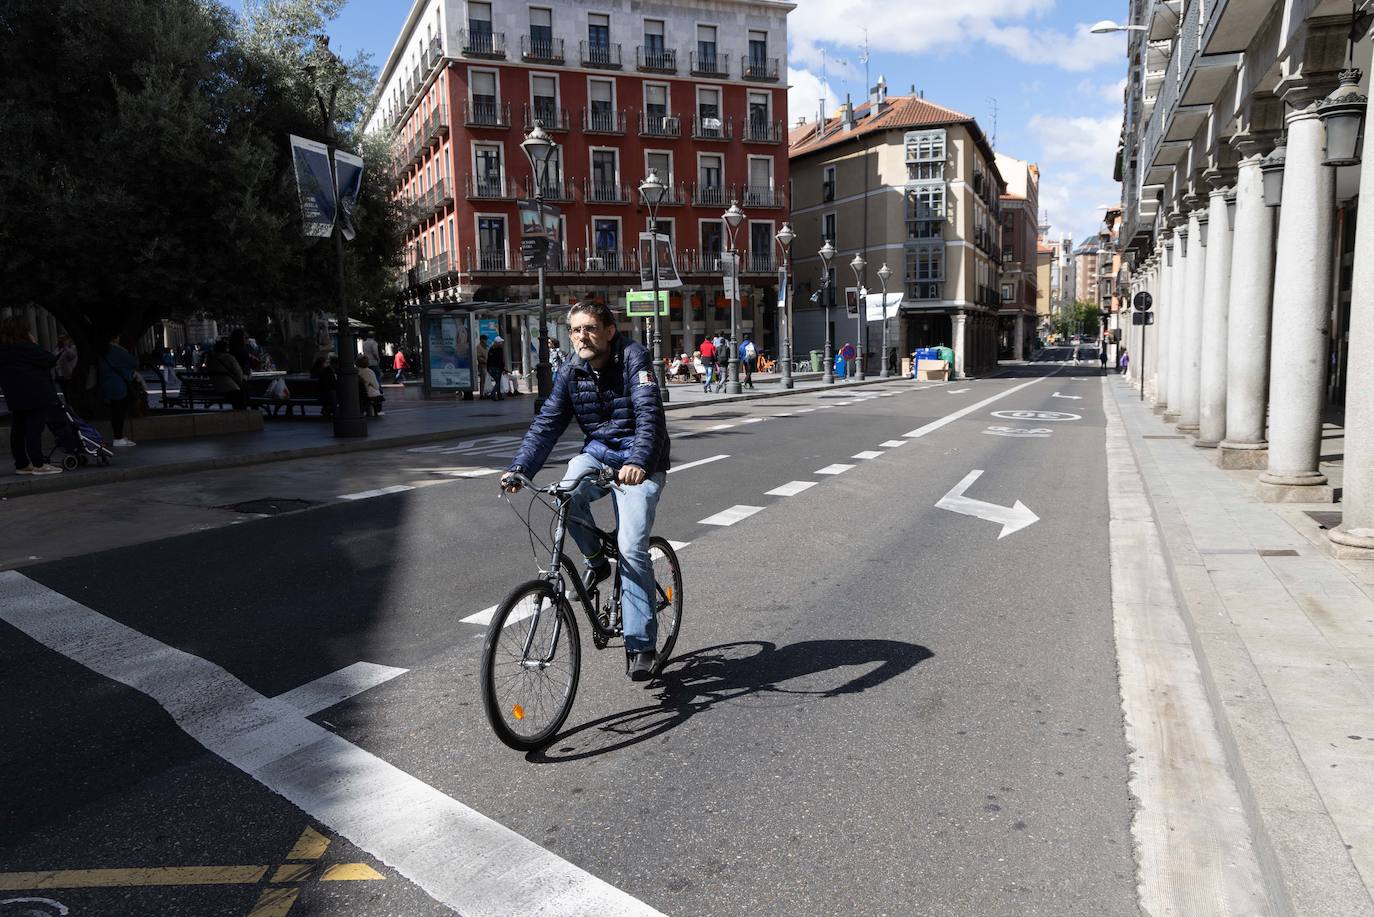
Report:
45,403,113,470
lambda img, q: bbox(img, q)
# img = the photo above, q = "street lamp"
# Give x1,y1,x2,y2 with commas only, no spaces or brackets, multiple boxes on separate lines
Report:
849,252,866,380
1089,20,1148,33
1260,132,1287,207
1319,68,1367,167
721,199,746,394
638,167,670,401
818,239,836,384
521,120,559,411
877,262,892,377
774,222,795,389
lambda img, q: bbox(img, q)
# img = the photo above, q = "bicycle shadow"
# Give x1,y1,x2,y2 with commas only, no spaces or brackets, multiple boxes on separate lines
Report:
526,638,933,763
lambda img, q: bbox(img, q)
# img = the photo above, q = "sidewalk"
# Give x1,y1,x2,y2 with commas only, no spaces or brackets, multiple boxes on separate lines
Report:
0,370,900,499
1107,376,1374,915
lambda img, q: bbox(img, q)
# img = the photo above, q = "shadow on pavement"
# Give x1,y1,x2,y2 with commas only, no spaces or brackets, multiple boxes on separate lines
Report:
527,638,934,763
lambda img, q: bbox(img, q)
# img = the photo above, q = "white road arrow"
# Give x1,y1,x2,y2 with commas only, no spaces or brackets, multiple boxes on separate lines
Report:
1052,392,1083,400
935,470,1039,539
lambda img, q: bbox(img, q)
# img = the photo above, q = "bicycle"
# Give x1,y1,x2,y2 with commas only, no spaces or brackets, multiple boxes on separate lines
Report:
481,466,683,750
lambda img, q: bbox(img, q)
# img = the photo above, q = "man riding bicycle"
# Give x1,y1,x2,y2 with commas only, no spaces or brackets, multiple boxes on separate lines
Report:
501,299,670,681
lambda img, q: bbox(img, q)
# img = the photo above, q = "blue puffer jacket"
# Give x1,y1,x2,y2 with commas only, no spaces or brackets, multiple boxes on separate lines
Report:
508,333,670,477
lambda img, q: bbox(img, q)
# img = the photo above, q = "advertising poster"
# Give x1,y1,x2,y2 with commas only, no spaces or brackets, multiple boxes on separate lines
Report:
478,318,501,347
289,134,335,238
865,291,905,323
638,232,682,289
427,315,472,390
334,149,364,242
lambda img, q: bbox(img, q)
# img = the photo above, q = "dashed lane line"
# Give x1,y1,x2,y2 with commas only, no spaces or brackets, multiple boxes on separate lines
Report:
337,484,414,501
709,423,736,430
879,440,908,448
901,373,1056,439
795,408,816,413
816,464,855,475
851,451,884,460
668,454,729,475
765,481,818,497
699,505,766,526
0,572,663,917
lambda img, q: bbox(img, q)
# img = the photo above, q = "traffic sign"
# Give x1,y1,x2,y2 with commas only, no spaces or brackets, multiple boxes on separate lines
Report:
626,290,669,316
1132,311,1155,325
1133,291,1153,311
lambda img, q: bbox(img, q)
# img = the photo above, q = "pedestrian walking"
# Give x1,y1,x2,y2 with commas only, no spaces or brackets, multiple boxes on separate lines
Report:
98,334,140,447
160,347,177,387
356,354,384,415
840,341,856,378
739,335,757,389
550,337,566,373
1118,347,1129,375
362,331,381,377
488,335,506,401
0,317,63,476
699,336,717,393
393,347,408,383
1099,342,1109,372
476,334,490,398
711,333,728,392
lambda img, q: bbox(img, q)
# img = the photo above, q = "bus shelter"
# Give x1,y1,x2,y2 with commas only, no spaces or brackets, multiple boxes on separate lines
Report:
417,300,547,399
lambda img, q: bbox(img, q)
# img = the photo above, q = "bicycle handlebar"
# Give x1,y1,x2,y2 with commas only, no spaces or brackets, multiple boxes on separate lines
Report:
500,465,617,496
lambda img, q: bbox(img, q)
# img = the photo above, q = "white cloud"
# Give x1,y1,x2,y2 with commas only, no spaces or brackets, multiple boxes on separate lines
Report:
1027,114,1123,243
1078,77,1128,103
787,1,1058,56
977,22,1124,72
788,68,840,126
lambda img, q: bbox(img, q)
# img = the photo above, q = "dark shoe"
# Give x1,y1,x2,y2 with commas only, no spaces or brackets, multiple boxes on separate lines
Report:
627,650,657,682
581,561,612,594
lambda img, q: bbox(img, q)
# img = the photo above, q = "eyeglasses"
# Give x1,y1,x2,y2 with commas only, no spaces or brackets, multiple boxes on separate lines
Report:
570,324,603,338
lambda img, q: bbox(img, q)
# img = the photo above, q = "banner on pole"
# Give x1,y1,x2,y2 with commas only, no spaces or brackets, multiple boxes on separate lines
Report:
638,232,682,289
289,134,335,238
865,291,905,323
334,149,364,241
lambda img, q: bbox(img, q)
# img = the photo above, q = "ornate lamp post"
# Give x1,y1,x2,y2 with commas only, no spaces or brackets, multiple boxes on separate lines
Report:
721,199,746,394
849,252,866,380
877,262,893,377
520,120,559,411
1260,132,1287,207
819,239,836,384
1318,68,1367,167
774,222,795,389
638,167,670,401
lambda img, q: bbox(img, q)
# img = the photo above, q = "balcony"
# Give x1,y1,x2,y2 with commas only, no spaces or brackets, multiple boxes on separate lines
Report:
742,56,780,82
743,119,783,144
469,248,518,273
523,103,569,131
583,179,631,203
415,255,456,284
580,41,622,69
521,176,575,202
692,115,733,141
460,29,506,59
691,183,732,208
520,35,564,64
638,112,681,138
582,250,635,273
906,280,943,301
679,251,726,275
464,100,511,128
742,253,776,274
582,108,626,134
422,105,449,146
742,186,784,209
690,51,729,78
636,46,677,73
464,174,516,200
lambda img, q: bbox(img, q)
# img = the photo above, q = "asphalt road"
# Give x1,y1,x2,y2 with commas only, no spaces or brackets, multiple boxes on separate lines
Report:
1,356,1138,917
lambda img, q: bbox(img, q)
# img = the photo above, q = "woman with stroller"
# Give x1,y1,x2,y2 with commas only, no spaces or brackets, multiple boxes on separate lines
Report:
0,317,63,476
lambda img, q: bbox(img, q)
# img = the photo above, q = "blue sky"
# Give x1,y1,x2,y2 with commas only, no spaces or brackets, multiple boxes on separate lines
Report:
242,0,1128,246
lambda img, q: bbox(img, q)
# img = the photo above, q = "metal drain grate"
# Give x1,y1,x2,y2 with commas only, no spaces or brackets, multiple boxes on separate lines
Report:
221,498,317,515
1142,435,1185,439
1305,511,1343,530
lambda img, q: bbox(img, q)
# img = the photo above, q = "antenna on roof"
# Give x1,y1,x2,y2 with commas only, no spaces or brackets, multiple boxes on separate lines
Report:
986,97,999,149
860,30,870,115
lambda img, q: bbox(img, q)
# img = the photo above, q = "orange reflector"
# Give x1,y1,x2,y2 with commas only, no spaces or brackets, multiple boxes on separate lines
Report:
666,586,673,602
512,704,525,720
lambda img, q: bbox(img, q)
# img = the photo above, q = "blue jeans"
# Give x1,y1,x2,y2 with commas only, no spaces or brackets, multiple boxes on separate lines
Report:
559,453,665,653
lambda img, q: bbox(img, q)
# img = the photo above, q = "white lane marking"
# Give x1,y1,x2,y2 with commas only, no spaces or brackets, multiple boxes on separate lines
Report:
795,408,816,413
709,423,736,430
0,572,662,917
832,400,854,406
852,451,883,460
274,662,410,716
902,374,1055,438
672,431,698,439
1052,392,1083,400
668,454,729,474
337,484,414,500
935,469,1039,539
772,412,795,417
741,417,766,424
766,481,818,497
436,468,501,478
816,464,855,475
947,388,972,394
667,540,691,551
879,440,908,448
699,505,765,526
876,392,898,397
461,604,500,625
816,404,834,409
984,426,1052,438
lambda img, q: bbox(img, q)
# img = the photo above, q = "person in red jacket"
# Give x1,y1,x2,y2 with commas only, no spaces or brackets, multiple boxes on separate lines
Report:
698,336,717,393
393,348,408,383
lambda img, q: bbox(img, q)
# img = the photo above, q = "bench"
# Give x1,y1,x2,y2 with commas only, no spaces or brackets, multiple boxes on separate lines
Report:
163,374,239,411
248,376,327,417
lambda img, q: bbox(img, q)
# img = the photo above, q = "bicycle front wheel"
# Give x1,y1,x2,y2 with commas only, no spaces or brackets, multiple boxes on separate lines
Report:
649,537,683,673
479,580,581,750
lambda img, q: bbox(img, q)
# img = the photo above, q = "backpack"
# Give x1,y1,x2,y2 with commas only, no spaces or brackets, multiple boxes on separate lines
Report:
744,342,756,360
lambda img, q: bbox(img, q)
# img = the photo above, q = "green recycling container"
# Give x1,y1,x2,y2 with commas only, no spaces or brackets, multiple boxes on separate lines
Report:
809,350,824,372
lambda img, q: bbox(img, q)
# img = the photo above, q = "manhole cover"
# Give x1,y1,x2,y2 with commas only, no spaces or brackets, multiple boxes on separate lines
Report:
221,498,317,515
1305,511,1343,530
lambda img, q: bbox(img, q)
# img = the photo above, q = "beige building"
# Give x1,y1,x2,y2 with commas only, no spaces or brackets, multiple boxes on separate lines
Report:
995,155,1040,360
787,82,1005,378
1036,240,1053,332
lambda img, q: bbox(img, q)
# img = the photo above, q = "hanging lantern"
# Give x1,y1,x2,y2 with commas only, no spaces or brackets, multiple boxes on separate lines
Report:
1260,133,1287,207
1318,68,1367,167
1225,189,1237,231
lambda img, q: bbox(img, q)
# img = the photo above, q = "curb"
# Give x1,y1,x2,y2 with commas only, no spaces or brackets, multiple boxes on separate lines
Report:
0,374,912,501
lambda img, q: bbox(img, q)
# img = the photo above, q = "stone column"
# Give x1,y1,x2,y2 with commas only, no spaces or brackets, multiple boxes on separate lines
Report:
1259,81,1338,502
1164,216,1188,422
1014,314,1025,360
1152,239,1172,406
1197,176,1235,447
1219,135,1277,468
952,309,967,379
1332,92,1374,554
1177,199,1208,433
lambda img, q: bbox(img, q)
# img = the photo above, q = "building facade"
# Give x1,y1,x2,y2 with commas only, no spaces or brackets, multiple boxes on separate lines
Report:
787,87,1006,378
1116,0,1374,556
995,155,1040,360
367,0,794,359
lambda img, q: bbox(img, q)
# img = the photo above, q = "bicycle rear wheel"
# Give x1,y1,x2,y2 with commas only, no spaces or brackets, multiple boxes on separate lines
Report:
479,580,581,750
648,537,683,673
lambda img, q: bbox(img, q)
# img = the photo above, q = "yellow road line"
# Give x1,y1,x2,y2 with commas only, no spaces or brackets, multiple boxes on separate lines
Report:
268,864,313,884
320,863,385,882
247,886,299,917
284,826,330,861
0,866,268,890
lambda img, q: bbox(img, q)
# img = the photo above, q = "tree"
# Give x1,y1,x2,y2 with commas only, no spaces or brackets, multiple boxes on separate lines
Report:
0,0,403,406
1052,300,1105,339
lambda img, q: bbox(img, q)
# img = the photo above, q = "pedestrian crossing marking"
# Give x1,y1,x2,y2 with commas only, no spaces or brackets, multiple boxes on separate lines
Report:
699,505,765,526
816,464,855,475
766,481,817,497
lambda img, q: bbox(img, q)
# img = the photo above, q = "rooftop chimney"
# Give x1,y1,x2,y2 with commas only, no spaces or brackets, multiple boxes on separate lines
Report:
870,74,888,114
839,93,854,131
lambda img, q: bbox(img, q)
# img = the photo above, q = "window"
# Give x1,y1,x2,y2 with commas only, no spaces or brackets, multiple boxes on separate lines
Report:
823,165,836,202
749,222,773,270
645,84,668,121
589,12,610,48
822,212,836,244
699,154,722,192
748,91,769,129
475,145,502,194
1002,247,1015,263
591,149,618,197
906,183,945,221
747,157,772,204
748,30,767,67
531,74,558,123
529,7,552,42
478,216,506,268
697,86,721,135
1001,283,1013,301
471,70,497,110
594,218,619,255
697,24,717,63
647,151,672,183
906,245,944,299
469,1,492,36
589,78,615,130
701,221,723,256
905,129,946,181
653,218,673,244
644,18,665,53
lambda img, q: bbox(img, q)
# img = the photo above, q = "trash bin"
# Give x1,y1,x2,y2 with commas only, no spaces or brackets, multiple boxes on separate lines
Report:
936,346,954,365
809,350,824,372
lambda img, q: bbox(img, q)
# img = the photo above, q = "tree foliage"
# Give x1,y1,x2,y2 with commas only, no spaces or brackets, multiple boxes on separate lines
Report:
1052,300,1108,338
0,0,402,388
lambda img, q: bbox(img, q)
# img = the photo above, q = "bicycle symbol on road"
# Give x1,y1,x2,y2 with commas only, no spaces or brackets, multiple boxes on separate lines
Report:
983,426,1053,438
989,410,1082,422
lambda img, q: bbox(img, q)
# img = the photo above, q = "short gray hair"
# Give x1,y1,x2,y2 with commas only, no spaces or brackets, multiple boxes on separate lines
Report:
567,299,615,328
